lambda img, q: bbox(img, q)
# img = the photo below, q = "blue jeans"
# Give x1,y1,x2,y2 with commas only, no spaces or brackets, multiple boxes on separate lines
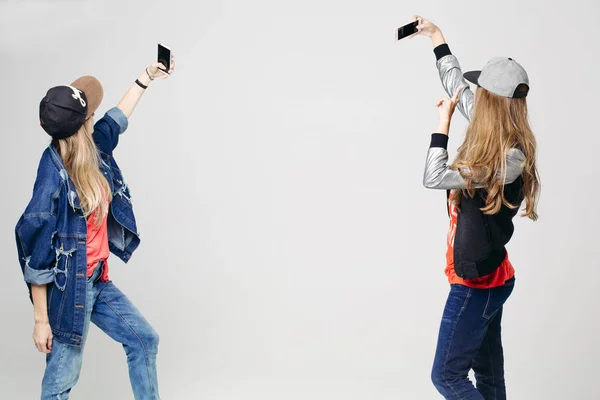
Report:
41,262,160,399
431,278,515,400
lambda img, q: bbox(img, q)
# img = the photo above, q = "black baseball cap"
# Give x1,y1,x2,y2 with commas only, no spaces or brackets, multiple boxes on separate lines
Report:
39,76,103,139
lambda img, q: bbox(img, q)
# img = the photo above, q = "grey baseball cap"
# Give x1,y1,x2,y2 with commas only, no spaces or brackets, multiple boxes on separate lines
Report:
463,57,529,98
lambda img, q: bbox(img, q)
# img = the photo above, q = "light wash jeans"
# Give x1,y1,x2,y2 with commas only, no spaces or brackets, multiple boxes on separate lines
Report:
41,262,160,399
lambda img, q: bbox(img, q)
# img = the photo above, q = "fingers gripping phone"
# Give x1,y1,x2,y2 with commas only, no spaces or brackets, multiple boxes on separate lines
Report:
158,43,171,73
397,19,419,41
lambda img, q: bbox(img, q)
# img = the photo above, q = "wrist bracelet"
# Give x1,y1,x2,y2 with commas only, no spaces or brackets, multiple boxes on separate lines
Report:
145,68,154,81
135,79,148,90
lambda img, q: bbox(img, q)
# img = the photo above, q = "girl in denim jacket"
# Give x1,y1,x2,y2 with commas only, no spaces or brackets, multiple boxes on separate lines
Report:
16,56,175,400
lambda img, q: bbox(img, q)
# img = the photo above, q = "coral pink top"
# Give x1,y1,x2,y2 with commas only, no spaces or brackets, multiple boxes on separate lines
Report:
86,200,110,281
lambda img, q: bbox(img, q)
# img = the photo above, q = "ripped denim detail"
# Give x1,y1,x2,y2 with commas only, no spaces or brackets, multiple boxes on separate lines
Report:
23,255,32,269
60,168,82,212
68,190,79,211
53,246,76,291
59,168,69,182
114,182,131,202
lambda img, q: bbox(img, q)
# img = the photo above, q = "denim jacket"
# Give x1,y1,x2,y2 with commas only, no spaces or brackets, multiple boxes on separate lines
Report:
15,107,140,346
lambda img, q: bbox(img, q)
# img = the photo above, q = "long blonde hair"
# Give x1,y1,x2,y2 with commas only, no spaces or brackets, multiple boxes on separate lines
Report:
450,86,540,220
54,118,112,225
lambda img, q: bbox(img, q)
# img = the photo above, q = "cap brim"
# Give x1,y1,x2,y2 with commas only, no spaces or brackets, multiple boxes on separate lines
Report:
71,76,103,119
463,71,481,86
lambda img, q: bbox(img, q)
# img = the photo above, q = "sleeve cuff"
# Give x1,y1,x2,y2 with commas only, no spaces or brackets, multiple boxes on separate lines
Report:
434,44,452,60
106,107,129,134
24,265,55,286
430,133,449,149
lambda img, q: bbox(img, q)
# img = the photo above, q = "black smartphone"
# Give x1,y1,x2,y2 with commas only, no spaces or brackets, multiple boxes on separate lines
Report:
158,43,171,73
397,20,419,41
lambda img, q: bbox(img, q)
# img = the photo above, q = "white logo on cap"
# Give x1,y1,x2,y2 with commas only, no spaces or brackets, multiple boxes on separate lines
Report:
67,86,87,108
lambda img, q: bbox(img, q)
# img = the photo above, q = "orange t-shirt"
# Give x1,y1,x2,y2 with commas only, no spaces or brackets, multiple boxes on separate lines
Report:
87,203,110,281
445,198,514,288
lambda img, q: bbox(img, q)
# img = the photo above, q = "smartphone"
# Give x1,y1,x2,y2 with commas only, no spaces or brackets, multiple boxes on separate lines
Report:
397,20,419,41
158,43,171,73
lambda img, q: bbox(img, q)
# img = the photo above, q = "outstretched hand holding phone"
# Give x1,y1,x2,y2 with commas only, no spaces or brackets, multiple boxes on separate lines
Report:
149,43,175,79
147,58,175,80
117,47,176,118
409,16,447,48
404,15,474,122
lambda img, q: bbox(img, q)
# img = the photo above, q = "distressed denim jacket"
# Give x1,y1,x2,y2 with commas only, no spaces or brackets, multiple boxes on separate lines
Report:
15,107,140,346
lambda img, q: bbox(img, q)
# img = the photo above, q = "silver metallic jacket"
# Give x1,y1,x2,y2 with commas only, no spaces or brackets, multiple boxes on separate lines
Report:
422,54,526,190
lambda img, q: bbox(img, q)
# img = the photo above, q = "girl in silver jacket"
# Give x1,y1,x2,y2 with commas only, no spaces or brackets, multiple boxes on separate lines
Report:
412,16,540,400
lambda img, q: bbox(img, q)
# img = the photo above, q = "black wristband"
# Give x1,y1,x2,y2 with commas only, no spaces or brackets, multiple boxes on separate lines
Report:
430,133,449,149
434,43,452,61
135,79,148,90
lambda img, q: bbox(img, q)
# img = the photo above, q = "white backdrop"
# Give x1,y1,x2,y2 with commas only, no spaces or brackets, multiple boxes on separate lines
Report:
1,0,598,399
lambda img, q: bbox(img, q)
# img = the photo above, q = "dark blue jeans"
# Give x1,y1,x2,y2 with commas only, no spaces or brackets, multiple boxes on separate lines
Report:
431,278,515,400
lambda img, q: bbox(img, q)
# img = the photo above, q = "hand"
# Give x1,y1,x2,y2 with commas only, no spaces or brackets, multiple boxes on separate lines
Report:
436,88,462,135
147,54,176,80
412,15,440,38
33,320,53,354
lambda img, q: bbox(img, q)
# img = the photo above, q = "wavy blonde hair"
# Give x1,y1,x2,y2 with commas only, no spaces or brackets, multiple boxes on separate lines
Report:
54,118,112,225
450,86,540,220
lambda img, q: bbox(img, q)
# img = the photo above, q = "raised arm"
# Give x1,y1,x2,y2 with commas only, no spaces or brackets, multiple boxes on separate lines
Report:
423,134,525,190
422,86,524,190
93,55,176,155
434,45,474,121
117,57,175,118
414,17,474,121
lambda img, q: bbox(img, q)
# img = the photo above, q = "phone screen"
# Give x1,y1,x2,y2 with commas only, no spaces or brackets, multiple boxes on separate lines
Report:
158,43,171,72
397,21,418,40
